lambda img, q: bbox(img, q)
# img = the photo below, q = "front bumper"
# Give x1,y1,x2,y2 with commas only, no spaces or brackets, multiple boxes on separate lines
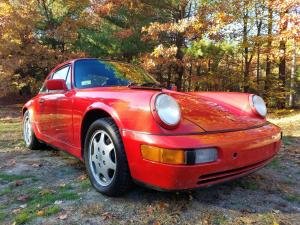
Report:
121,123,281,190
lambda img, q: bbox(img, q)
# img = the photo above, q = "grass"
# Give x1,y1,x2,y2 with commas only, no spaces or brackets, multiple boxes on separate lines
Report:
241,182,258,190
0,186,12,196
0,120,24,149
44,205,61,216
212,214,228,225
79,178,91,190
267,158,283,170
14,185,79,224
259,213,279,225
15,212,30,225
0,139,24,149
196,212,229,225
231,179,259,190
268,109,300,118
81,203,104,216
0,173,33,182
0,211,5,223
284,194,300,204
0,121,21,133
282,136,294,146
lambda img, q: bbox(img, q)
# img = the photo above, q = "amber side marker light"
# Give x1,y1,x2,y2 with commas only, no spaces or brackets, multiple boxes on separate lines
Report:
141,145,186,165
141,145,218,165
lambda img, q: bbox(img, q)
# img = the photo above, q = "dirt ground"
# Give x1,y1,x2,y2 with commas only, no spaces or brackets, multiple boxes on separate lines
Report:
0,104,299,225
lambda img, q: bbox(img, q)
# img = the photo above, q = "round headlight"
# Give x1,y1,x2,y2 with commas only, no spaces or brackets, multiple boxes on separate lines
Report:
155,94,181,126
252,95,267,117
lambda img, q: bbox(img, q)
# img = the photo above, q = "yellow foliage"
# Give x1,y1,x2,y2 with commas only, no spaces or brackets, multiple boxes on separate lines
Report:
0,2,12,15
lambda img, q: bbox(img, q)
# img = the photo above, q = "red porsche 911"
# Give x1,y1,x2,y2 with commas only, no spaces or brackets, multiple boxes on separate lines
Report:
22,58,281,196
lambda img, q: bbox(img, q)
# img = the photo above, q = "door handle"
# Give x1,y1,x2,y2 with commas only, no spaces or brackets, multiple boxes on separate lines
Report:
39,99,45,103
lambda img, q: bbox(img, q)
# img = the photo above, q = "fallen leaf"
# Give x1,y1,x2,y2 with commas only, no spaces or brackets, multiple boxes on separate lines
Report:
6,159,16,167
158,202,169,210
39,189,55,195
15,180,23,186
12,208,21,214
102,212,113,220
20,204,27,209
32,163,42,168
146,206,154,215
59,183,66,187
59,213,68,220
77,174,87,181
50,151,60,157
36,210,45,216
54,200,63,205
17,195,29,202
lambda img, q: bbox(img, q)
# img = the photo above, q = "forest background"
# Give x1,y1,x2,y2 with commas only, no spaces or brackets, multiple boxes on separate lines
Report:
0,0,299,108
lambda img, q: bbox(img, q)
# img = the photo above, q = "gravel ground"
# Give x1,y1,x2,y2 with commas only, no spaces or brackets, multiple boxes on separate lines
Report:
0,105,299,225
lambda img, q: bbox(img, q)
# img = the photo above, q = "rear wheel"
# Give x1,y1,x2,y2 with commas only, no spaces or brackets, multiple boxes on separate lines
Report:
84,118,131,196
23,110,42,150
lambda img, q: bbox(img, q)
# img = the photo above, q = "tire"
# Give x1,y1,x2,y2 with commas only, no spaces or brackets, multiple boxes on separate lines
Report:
84,118,131,196
23,110,42,150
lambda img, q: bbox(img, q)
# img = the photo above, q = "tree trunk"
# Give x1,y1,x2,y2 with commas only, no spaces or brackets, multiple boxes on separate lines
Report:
188,63,192,91
175,32,185,91
167,65,172,88
255,2,263,89
265,0,273,96
289,39,296,108
256,47,260,85
279,40,286,86
242,7,251,93
176,64,185,91
278,9,288,108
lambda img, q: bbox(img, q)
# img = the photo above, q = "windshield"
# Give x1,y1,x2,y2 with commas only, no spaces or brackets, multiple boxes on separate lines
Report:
74,59,159,89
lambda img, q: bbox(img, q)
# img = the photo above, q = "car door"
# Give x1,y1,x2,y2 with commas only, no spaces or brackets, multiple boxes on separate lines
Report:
34,76,55,136
52,65,75,147
36,65,71,142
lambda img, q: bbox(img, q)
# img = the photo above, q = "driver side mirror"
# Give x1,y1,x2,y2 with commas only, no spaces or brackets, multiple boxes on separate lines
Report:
46,79,67,91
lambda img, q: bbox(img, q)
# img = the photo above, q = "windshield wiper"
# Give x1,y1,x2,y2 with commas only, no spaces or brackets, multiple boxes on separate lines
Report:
141,82,162,87
127,82,137,87
127,82,161,88
127,81,162,90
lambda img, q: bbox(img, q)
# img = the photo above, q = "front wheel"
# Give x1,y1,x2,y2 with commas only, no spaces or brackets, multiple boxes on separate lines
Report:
84,118,131,196
23,110,42,150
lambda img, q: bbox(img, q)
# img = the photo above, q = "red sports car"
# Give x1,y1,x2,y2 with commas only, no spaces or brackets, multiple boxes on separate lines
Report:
22,58,281,196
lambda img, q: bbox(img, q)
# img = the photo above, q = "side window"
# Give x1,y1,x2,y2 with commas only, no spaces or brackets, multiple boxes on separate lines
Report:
52,66,70,80
39,65,71,93
39,77,50,93
52,65,71,90
65,67,71,89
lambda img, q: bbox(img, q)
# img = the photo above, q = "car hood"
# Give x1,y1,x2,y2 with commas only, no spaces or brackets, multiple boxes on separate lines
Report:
167,91,266,132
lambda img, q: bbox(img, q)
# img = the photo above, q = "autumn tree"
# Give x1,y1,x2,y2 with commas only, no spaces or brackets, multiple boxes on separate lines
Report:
0,0,87,96
77,0,158,60
141,0,230,91
0,0,299,108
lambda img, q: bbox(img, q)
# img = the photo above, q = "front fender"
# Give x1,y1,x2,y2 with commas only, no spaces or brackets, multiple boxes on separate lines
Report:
83,101,124,130
22,99,34,116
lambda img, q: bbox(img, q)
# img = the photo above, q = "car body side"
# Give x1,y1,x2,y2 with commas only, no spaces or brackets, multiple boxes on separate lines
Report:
22,58,282,190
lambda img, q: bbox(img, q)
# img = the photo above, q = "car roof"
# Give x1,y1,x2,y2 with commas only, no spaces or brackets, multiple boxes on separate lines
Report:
63,58,135,66
51,58,136,74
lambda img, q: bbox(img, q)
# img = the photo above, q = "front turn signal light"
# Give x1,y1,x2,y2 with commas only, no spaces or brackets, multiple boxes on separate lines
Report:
141,145,186,165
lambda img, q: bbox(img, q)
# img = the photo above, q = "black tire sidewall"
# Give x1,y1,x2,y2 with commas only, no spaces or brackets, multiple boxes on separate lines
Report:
23,110,36,149
84,118,131,196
